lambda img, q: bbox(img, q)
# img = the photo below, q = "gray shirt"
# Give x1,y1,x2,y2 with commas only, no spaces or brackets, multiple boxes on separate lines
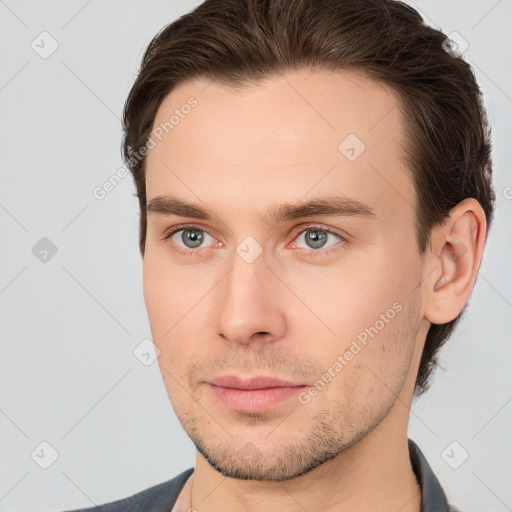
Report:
64,438,458,511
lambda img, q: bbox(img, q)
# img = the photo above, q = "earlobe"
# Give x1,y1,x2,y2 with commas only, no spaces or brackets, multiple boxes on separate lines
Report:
424,198,487,325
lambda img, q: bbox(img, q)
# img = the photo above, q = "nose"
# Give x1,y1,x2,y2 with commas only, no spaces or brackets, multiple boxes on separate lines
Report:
213,251,287,347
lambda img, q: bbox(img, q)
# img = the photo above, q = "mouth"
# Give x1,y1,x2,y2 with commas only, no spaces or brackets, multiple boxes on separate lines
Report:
206,375,309,413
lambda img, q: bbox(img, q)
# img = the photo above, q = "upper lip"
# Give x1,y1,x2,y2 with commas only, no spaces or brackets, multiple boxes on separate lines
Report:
208,375,307,390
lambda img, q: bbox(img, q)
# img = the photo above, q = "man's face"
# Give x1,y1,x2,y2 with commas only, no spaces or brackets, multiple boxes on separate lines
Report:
143,70,429,480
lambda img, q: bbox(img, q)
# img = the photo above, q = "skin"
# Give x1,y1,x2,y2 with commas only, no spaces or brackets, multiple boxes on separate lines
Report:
142,69,487,512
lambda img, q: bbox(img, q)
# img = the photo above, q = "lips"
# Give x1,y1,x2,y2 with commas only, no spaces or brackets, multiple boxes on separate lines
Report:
209,375,303,390
206,375,308,413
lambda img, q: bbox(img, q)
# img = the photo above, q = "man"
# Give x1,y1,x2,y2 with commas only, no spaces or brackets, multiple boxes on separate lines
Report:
67,0,494,510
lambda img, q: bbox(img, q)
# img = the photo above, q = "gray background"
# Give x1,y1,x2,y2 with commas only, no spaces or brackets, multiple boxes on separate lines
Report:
0,1,511,511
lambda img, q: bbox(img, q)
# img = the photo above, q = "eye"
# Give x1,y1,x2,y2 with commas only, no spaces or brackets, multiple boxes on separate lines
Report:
163,225,218,255
162,224,346,257
292,226,345,253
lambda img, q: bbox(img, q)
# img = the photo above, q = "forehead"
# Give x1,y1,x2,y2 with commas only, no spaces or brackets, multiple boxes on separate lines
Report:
145,69,415,226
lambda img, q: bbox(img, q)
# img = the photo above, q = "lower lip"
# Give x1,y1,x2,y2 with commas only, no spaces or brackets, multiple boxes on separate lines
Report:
208,384,307,413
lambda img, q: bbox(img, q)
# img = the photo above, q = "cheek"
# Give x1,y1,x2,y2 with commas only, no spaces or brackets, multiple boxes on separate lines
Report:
142,260,170,339
143,248,204,336
286,247,420,389
143,252,211,379
317,296,419,419
144,262,197,409
281,245,419,344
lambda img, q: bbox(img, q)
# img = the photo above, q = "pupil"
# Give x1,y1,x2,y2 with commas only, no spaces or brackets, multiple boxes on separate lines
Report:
306,229,327,249
183,229,204,248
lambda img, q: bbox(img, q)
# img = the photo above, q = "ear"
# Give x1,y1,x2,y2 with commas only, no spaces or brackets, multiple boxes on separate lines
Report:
423,198,488,325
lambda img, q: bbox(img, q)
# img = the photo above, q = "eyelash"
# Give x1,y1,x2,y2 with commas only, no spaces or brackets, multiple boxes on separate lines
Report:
162,223,348,258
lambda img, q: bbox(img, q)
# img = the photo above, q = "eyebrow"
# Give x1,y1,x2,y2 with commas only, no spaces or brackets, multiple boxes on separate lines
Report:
146,194,376,224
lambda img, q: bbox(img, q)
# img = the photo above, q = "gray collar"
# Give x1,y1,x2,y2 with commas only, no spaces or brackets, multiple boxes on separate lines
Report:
408,438,456,512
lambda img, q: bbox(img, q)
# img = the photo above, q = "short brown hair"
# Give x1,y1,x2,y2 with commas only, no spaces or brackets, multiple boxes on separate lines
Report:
122,0,495,395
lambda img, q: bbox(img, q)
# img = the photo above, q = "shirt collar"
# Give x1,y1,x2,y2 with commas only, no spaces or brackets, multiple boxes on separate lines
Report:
408,438,455,512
